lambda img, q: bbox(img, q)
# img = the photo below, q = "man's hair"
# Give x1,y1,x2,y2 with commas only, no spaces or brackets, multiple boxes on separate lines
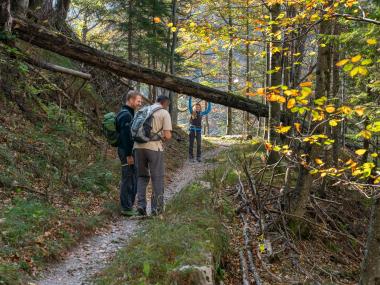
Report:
156,95,170,103
122,90,142,104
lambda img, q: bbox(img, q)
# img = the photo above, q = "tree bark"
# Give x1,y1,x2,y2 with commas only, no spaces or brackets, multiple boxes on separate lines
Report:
0,0,12,33
360,198,380,284
290,18,332,218
12,18,274,118
226,0,233,135
168,0,178,125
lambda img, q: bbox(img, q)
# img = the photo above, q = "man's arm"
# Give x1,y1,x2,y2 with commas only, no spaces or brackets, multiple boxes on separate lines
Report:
162,110,173,141
118,112,134,164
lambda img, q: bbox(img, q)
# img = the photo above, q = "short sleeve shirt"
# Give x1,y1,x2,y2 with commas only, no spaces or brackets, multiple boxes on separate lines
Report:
134,103,172,151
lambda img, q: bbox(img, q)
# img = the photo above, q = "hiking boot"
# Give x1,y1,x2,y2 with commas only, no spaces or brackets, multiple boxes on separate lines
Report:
137,208,147,216
121,209,139,217
189,157,195,163
196,157,202,162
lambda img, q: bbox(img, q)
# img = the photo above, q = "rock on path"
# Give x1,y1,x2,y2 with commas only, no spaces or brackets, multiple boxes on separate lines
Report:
35,145,227,285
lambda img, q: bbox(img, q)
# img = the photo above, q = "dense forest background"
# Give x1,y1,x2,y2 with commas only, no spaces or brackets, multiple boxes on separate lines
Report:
0,0,380,284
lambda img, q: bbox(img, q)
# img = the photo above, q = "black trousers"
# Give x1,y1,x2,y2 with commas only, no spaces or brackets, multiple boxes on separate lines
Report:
120,164,137,211
189,130,202,159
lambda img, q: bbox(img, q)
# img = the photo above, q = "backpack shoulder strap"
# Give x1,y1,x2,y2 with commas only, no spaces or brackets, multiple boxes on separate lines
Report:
116,109,132,129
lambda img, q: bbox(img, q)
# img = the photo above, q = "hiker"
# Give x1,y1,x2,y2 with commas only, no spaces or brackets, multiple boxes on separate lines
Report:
188,97,211,162
134,95,172,216
117,90,143,216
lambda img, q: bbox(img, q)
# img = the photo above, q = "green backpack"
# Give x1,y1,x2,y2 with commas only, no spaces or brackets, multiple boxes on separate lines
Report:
102,110,128,147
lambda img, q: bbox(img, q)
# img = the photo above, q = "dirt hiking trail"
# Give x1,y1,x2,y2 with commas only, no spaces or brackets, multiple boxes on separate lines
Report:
35,144,227,285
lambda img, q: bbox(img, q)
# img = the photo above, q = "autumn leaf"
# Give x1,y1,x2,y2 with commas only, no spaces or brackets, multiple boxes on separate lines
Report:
351,55,362,63
336,59,349,67
300,81,312,87
275,125,291,134
367,38,377,45
340,106,353,115
354,106,365,116
350,66,359,77
355,149,367,156
315,158,324,165
358,66,368,76
153,17,161,23
329,119,338,127
287,98,296,109
265,142,272,151
257,88,266,95
359,130,372,140
294,122,301,133
325,105,336,113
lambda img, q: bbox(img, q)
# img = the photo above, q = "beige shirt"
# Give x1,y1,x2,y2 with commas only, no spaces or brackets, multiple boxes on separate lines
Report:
134,103,172,151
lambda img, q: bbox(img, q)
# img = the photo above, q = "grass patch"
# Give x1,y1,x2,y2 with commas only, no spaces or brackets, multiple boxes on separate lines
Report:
95,182,234,285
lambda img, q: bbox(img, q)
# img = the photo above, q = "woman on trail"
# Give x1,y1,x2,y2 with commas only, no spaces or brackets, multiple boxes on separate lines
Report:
188,97,211,162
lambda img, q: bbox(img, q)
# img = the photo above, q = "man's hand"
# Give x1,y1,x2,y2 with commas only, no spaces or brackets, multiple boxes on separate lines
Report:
127,156,134,165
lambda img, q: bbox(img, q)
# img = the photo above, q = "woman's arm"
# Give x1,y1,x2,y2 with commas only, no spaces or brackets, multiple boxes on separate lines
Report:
188,97,193,114
200,102,212,116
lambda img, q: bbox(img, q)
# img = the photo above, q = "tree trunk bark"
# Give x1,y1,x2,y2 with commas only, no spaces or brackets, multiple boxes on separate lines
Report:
12,18,274,117
226,0,233,135
360,198,380,284
168,0,178,125
290,18,332,218
267,3,282,164
0,0,12,33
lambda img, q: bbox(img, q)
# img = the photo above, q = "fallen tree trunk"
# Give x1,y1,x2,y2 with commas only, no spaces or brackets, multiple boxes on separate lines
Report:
25,56,92,79
12,18,271,117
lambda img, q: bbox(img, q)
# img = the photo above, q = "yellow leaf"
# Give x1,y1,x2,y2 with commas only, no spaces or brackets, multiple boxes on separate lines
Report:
351,55,362,63
287,98,296,109
340,106,352,115
315,158,324,165
367,38,377,45
300,81,313,87
354,106,365,116
189,22,196,28
275,126,291,134
257,88,265,95
329,119,338,127
294,122,301,133
167,22,174,27
358,66,368,76
350,66,360,77
374,176,380,184
360,130,372,140
171,27,177,32
325,105,336,113
371,153,378,158
336,59,349,67
355,149,367,156
321,172,327,177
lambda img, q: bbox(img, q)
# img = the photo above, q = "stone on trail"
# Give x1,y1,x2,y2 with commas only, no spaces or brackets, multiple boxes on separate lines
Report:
170,264,214,285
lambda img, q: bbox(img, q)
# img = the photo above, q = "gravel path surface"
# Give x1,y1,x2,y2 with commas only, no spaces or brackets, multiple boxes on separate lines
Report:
35,145,227,285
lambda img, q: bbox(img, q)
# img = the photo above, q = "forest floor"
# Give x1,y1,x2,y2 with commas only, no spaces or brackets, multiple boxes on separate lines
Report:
34,143,229,285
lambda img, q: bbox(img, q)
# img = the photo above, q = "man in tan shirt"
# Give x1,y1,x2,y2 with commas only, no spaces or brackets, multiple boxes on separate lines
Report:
134,95,172,215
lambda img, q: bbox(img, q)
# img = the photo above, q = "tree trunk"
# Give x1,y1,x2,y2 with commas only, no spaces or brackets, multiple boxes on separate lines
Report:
290,18,332,218
168,0,178,125
267,3,282,164
11,0,29,17
56,0,70,23
0,0,12,33
226,0,233,135
244,0,251,134
12,18,276,117
360,198,380,284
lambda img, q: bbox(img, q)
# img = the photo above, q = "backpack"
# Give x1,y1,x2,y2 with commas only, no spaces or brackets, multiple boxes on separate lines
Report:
102,110,129,147
131,105,163,143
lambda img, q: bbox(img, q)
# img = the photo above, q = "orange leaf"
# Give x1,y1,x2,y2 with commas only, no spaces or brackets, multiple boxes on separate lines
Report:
287,98,296,109
300,81,312,87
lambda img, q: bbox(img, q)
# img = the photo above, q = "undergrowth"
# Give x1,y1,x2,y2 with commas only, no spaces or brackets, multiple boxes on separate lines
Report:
95,162,237,285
